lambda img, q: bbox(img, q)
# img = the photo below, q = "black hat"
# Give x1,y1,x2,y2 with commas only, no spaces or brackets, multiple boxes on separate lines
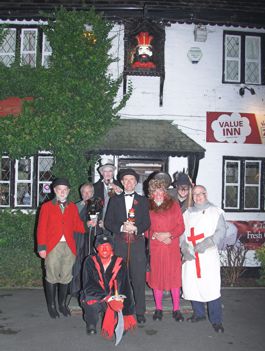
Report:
52,177,71,188
172,172,192,187
118,168,139,183
95,234,114,248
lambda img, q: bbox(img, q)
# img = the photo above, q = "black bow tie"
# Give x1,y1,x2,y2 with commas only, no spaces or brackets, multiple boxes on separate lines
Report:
124,192,135,197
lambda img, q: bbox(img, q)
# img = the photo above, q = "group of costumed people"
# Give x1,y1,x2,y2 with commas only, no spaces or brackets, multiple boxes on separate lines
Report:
37,163,226,344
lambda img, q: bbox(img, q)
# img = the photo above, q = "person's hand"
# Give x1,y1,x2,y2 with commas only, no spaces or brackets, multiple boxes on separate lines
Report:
154,232,171,242
98,219,104,228
112,184,123,195
194,237,214,253
39,250,46,259
162,237,172,245
181,241,195,261
123,221,137,234
88,219,97,227
108,299,124,312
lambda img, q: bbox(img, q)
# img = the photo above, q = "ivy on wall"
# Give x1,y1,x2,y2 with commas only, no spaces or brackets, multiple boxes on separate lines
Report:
0,7,131,199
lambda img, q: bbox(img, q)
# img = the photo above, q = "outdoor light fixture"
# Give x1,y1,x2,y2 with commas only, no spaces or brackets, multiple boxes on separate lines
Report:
239,85,256,97
194,24,207,42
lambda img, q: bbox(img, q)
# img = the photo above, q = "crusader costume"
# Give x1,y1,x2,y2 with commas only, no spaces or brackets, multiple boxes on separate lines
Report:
80,235,136,338
104,169,150,323
181,185,226,333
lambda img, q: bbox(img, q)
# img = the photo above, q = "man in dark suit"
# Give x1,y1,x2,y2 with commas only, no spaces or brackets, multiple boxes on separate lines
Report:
93,159,122,222
104,169,151,324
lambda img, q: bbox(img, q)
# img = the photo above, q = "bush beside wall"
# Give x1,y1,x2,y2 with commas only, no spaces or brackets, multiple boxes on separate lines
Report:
0,210,42,287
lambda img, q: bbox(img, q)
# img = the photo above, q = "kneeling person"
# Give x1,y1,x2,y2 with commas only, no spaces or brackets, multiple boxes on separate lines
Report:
80,234,136,339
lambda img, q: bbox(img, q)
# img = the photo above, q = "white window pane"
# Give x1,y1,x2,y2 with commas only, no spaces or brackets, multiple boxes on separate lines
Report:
245,36,260,84
15,158,33,207
0,156,11,207
0,183,10,206
225,35,240,82
224,160,240,209
246,36,260,60
42,33,52,68
38,156,54,205
244,161,260,210
20,29,37,67
0,28,16,66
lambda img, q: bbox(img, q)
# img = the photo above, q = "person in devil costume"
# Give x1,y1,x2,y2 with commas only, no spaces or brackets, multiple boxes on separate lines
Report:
80,234,137,337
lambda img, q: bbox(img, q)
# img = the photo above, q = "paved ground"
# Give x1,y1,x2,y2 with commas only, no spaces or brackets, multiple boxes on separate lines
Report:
0,287,264,351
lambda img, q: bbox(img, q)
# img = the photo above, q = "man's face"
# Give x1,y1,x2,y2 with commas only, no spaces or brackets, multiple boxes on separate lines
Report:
81,186,93,201
101,168,114,182
97,243,113,260
54,185,70,202
177,185,190,199
192,186,207,205
121,175,137,193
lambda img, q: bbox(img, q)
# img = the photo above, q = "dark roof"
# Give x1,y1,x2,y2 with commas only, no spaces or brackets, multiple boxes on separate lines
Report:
1,1,265,28
88,119,205,158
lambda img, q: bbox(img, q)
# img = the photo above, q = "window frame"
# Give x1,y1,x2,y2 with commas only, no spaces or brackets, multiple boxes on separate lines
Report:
0,154,54,209
222,156,265,212
223,30,265,85
0,26,52,68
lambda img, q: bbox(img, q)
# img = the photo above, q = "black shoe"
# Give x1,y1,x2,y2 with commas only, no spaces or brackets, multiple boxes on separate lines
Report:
187,314,206,322
58,283,71,317
172,310,184,322
153,309,163,321
212,323,224,333
136,314,146,324
86,324,97,335
45,282,60,319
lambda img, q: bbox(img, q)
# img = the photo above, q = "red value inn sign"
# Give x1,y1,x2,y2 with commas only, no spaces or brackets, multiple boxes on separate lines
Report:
206,112,265,144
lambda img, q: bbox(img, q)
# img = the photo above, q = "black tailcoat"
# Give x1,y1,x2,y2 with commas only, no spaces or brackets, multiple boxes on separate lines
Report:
104,192,150,315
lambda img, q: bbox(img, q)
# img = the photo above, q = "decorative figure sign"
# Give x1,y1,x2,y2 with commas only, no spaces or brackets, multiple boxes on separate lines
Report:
123,20,165,105
131,32,156,69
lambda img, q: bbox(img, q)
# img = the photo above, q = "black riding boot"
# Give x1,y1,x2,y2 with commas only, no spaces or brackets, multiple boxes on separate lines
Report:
45,281,60,319
58,283,71,317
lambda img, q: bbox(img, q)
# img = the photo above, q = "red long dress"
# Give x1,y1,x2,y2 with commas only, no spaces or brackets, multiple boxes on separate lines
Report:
146,201,184,290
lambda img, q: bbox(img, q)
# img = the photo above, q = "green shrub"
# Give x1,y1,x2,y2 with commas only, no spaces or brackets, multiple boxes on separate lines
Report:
0,210,42,287
255,245,265,286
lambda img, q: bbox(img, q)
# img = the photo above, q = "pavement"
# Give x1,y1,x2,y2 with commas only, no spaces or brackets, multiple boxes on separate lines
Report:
0,287,265,351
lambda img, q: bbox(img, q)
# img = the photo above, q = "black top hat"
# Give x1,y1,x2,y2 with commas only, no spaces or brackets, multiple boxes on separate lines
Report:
52,177,71,188
118,168,139,183
172,172,192,187
95,234,114,248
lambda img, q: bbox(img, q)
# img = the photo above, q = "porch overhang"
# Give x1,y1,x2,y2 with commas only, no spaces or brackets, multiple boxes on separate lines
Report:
86,119,205,181
88,119,205,158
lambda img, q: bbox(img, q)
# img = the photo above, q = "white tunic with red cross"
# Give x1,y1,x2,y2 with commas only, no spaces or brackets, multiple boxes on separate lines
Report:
182,205,223,302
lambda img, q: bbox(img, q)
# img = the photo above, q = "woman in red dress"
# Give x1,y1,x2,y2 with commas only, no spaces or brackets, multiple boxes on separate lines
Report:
146,179,185,321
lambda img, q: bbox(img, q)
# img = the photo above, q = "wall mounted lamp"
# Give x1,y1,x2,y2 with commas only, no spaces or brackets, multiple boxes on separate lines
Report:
239,86,256,97
194,25,207,42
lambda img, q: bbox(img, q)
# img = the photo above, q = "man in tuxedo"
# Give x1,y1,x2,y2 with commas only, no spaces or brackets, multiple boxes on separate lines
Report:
104,169,150,324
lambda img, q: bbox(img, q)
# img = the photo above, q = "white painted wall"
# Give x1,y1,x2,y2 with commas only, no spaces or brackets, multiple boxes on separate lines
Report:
109,23,265,223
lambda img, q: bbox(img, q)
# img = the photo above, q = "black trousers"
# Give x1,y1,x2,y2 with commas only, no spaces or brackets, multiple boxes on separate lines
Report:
114,235,146,316
82,301,106,328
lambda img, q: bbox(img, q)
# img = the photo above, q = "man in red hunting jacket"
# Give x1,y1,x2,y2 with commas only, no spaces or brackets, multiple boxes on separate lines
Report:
37,177,88,319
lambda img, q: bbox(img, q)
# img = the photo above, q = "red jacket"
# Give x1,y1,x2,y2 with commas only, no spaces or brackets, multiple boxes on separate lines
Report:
37,200,85,256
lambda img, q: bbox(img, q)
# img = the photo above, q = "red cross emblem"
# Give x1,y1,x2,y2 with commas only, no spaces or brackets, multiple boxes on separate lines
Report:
187,227,205,278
